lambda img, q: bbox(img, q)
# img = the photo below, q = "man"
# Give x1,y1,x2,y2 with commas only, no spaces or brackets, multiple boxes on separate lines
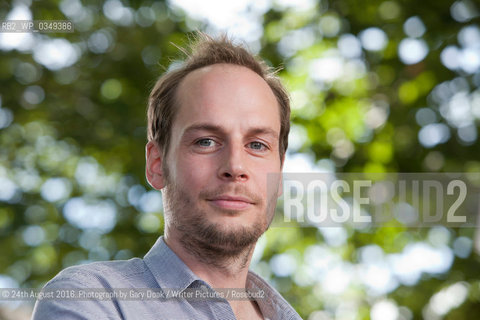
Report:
32,33,301,320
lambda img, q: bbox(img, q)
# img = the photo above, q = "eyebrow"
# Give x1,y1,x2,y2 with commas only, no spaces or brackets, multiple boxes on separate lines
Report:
182,123,279,139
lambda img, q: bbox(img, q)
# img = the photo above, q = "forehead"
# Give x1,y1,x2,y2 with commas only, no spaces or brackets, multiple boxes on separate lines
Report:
173,64,280,134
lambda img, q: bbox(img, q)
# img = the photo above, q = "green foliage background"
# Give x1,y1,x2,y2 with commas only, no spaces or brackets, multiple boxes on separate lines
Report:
1,0,480,319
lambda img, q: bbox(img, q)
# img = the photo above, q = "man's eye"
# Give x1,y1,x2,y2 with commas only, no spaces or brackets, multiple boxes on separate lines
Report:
196,139,216,147
249,141,267,150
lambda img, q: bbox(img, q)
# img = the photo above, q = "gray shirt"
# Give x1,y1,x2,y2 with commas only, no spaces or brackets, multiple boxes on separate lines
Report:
32,237,302,320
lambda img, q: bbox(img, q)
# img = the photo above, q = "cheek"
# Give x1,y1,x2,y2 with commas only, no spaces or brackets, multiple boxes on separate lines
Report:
175,156,216,188
253,163,281,192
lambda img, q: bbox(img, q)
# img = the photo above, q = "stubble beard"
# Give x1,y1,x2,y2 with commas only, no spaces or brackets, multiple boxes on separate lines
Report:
162,170,279,271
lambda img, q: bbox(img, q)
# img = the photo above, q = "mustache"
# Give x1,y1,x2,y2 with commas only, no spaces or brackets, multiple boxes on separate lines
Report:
199,184,262,205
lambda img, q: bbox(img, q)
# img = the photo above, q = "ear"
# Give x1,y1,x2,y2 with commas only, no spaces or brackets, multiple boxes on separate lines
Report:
146,141,165,190
277,153,285,197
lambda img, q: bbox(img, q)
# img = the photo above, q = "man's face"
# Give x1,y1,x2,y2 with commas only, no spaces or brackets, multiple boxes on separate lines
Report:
161,63,283,255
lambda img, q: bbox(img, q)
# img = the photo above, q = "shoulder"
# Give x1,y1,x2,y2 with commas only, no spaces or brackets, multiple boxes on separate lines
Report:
32,259,154,320
46,258,151,289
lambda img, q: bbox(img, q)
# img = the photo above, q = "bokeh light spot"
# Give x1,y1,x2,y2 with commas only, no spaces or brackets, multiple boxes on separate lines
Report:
359,28,388,52
101,79,122,100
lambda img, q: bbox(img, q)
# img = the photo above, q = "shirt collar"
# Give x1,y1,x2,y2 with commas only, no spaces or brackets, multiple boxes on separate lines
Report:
143,236,201,290
247,271,301,320
144,236,300,319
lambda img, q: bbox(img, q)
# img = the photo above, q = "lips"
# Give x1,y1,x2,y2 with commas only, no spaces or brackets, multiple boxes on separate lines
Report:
207,195,255,210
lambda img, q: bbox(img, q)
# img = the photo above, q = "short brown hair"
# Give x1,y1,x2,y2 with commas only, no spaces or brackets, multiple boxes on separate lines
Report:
147,33,290,161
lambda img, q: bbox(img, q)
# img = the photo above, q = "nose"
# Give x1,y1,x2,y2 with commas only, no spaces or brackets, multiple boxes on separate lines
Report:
217,143,249,182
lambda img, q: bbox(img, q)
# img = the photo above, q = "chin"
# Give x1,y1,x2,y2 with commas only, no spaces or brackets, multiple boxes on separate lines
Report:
208,210,260,227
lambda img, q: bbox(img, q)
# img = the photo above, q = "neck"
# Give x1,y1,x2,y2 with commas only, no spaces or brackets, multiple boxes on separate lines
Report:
164,229,255,288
